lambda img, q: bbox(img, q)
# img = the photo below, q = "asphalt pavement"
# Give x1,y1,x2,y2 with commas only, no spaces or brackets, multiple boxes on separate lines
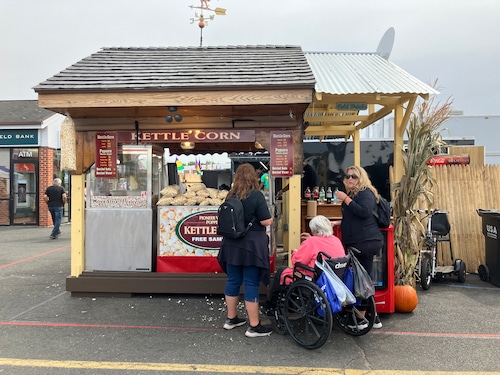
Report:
0,223,499,375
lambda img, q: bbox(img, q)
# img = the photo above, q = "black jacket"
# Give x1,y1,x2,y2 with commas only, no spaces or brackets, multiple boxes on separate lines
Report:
340,188,383,246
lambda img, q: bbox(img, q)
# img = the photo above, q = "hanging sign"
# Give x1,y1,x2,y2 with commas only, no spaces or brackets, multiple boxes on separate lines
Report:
336,102,367,111
95,132,117,178
270,131,294,177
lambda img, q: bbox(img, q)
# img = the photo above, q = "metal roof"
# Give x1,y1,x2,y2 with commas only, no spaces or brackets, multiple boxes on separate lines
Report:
34,45,316,93
304,52,438,96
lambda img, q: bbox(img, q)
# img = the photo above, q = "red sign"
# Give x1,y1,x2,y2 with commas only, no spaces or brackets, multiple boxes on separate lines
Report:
95,132,117,178
14,163,35,172
270,131,294,177
427,154,470,166
175,210,222,250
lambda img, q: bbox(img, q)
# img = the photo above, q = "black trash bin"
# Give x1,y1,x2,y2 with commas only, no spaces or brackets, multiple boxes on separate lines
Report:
477,209,500,287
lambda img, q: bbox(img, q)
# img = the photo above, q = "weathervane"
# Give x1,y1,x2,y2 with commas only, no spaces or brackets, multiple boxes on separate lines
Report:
189,0,226,47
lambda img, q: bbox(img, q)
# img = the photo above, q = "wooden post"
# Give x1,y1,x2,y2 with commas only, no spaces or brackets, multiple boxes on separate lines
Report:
70,174,85,276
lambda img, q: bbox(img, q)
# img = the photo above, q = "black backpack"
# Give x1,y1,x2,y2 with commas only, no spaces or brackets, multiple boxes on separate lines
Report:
217,198,254,239
373,196,391,228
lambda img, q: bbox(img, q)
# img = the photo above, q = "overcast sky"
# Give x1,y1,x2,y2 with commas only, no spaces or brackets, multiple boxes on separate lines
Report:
1,0,499,115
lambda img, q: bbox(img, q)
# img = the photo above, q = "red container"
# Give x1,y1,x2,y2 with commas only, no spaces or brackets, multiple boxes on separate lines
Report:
374,226,395,313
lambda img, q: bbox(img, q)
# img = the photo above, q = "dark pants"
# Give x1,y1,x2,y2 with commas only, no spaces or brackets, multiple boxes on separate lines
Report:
347,239,383,275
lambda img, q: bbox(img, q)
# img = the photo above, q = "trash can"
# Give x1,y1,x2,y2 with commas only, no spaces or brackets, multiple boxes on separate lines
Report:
477,209,500,287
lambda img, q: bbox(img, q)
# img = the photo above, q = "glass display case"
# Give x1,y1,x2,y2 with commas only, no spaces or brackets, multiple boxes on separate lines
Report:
85,145,155,272
86,145,152,209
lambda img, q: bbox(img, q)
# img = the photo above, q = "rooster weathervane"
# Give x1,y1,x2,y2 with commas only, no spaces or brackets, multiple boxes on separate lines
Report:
189,0,226,47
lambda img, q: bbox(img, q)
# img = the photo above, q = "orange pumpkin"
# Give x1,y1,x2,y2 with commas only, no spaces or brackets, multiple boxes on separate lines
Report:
394,285,418,313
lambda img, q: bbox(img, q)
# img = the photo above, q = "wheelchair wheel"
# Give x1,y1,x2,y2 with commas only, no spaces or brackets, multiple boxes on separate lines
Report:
420,256,432,290
272,308,288,335
334,296,375,336
283,280,332,350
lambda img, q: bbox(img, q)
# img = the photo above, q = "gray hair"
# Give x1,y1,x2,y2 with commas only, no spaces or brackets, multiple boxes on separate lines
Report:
53,178,62,185
308,215,333,236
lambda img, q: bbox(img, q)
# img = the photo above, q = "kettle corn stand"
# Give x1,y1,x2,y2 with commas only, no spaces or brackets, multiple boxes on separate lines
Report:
35,46,436,304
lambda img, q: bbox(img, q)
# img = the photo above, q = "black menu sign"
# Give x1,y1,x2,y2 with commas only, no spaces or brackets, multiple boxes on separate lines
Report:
95,132,117,178
270,131,294,177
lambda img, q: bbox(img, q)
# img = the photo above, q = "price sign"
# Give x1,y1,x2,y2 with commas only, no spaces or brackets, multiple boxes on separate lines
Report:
270,131,294,177
95,132,117,178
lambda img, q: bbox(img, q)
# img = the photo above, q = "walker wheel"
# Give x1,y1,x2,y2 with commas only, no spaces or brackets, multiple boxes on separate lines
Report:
478,264,489,282
457,261,466,283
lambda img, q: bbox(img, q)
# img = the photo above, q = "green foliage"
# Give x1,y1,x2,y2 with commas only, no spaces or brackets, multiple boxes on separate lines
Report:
392,88,453,286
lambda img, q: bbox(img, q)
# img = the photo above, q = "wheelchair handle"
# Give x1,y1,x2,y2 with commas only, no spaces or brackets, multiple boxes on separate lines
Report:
316,251,332,262
294,262,316,273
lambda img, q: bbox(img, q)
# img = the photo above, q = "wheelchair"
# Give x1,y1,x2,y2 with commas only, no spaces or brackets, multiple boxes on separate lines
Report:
269,250,376,350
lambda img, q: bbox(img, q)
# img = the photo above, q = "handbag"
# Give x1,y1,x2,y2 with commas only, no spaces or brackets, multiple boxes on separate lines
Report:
348,249,375,299
316,272,342,314
316,258,356,306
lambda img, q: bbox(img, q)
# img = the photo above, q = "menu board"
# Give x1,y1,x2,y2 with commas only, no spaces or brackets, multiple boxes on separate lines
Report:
95,132,117,178
270,131,294,177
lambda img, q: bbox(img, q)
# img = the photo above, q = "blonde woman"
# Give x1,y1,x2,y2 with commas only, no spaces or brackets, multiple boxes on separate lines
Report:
334,165,383,329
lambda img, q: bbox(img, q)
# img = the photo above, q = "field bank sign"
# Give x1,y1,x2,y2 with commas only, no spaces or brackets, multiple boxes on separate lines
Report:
0,130,38,146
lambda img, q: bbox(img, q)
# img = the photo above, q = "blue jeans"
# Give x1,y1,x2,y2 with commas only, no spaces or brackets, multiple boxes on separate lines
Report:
49,206,63,236
224,264,260,302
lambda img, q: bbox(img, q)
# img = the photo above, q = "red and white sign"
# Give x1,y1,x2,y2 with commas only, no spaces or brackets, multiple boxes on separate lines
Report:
270,131,294,177
95,132,117,178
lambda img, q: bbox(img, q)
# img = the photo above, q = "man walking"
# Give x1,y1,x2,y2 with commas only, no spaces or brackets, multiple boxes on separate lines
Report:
44,178,67,239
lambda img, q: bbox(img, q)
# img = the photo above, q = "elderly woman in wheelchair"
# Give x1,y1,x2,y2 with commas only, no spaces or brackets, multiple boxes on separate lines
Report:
263,215,377,349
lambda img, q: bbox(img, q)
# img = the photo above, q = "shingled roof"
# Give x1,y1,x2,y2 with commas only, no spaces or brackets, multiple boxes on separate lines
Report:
0,100,55,124
33,45,316,93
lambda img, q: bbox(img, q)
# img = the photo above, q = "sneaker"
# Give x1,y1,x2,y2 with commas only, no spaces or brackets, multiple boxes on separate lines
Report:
245,323,273,337
373,315,382,329
49,235,57,239
223,316,246,330
347,319,369,331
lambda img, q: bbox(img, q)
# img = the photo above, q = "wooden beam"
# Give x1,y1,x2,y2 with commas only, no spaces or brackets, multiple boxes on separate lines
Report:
38,89,314,109
353,130,360,166
304,125,356,136
303,114,369,123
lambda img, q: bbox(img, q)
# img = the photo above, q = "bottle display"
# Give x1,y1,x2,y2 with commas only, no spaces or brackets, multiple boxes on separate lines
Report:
326,186,333,204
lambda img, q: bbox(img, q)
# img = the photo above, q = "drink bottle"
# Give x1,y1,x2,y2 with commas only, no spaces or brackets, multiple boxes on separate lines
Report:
319,187,325,203
333,187,339,204
326,186,333,204
304,186,311,200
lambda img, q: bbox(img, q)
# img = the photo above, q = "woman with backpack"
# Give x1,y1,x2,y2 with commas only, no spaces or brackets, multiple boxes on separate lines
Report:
217,163,273,337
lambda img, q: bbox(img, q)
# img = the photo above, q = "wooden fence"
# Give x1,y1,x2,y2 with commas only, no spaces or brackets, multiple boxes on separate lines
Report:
417,164,500,273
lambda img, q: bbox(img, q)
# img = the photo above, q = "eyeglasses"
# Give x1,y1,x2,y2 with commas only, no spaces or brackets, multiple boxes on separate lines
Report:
345,174,358,180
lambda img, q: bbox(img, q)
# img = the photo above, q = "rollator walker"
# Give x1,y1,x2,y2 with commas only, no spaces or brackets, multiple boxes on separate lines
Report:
416,209,466,290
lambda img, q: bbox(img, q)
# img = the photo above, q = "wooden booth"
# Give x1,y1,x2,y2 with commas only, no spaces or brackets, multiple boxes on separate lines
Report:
35,46,437,297
35,45,315,295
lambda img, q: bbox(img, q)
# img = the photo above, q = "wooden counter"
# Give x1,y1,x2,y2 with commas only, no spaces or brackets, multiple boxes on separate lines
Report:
301,201,342,233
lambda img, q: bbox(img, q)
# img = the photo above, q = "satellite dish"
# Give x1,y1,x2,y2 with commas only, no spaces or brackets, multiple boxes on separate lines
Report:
376,27,395,60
